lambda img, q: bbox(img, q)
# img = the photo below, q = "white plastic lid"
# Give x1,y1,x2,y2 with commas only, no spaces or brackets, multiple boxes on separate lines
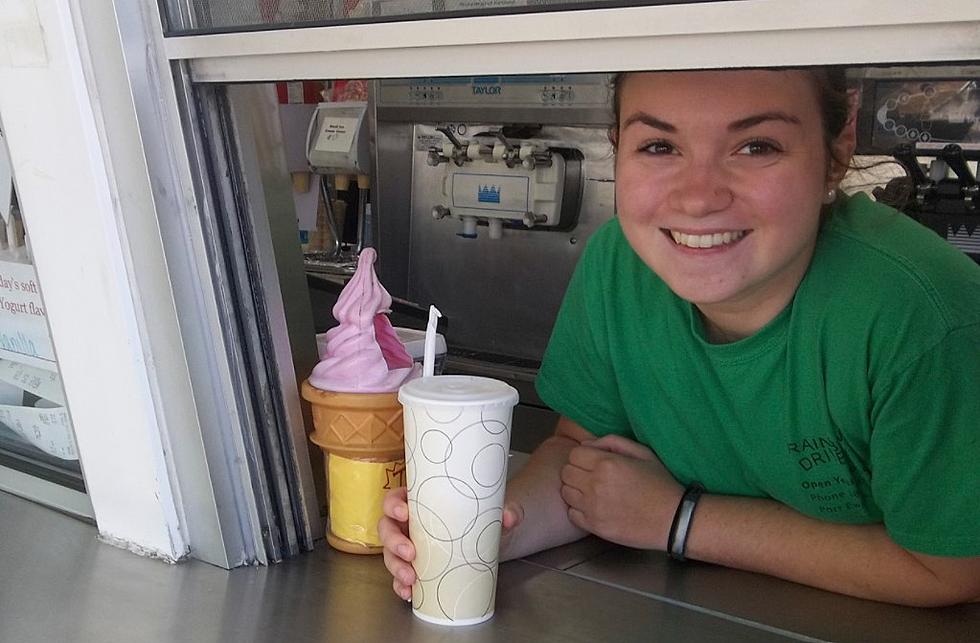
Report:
399,375,518,407
395,327,446,360
315,328,446,361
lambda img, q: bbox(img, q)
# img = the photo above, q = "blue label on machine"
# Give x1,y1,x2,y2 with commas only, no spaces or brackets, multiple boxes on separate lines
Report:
477,185,501,203
452,173,528,213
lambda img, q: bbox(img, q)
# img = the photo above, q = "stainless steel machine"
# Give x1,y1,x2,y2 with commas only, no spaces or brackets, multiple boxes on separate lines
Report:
370,74,617,449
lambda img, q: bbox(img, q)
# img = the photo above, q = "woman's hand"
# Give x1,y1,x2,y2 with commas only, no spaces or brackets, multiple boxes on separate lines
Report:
559,434,684,550
378,487,524,601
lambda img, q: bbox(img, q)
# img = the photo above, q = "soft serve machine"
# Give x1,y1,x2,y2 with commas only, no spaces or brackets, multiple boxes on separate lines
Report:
370,75,617,448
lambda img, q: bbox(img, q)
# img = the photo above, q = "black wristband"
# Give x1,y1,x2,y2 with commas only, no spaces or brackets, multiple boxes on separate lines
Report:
667,482,704,562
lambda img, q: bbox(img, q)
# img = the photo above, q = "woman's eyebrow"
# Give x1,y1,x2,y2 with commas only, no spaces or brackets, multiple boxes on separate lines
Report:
728,111,801,131
621,112,676,133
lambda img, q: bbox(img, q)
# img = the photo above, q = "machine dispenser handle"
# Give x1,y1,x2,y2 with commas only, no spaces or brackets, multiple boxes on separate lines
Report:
893,143,935,207
436,126,464,151
941,144,979,210
941,144,978,188
894,144,930,184
522,212,548,228
492,132,519,168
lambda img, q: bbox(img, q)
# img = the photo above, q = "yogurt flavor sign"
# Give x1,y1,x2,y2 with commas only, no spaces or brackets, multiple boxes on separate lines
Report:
0,260,56,371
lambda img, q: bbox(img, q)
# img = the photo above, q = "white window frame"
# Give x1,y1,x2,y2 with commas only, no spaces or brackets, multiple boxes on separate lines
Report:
162,0,980,81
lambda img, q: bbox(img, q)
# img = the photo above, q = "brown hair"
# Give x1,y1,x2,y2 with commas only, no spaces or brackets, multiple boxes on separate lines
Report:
609,67,853,175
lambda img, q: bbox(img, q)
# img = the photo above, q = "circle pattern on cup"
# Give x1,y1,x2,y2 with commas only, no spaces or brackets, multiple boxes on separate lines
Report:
420,429,452,464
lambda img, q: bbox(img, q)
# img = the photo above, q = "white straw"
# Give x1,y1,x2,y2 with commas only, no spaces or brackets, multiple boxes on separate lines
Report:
422,305,442,377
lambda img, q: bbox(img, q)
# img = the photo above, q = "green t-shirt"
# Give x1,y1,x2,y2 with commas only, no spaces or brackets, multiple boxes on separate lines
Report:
536,193,980,557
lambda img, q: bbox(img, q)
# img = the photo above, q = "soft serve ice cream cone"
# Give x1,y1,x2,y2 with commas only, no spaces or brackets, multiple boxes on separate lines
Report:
301,248,419,554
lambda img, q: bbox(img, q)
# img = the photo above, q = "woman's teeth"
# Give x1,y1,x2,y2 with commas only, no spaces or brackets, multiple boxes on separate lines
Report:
669,230,746,249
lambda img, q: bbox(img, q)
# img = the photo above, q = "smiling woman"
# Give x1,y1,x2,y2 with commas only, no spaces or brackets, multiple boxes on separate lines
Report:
380,67,980,608
612,70,850,342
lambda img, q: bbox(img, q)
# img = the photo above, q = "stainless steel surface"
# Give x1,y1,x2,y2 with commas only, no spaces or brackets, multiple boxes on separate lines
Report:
565,548,980,643
7,490,980,642
373,118,416,299
378,121,615,361
524,535,617,572
1,491,797,643
376,106,613,127
374,75,613,129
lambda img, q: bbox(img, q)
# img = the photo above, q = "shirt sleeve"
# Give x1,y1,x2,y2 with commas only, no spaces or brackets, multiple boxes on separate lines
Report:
870,323,980,557
535,226,632,438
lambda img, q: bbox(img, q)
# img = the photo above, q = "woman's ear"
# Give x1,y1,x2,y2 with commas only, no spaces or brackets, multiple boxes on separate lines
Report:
829,90,860,183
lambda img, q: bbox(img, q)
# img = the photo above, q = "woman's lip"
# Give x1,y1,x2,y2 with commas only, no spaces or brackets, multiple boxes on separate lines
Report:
661,227,750,235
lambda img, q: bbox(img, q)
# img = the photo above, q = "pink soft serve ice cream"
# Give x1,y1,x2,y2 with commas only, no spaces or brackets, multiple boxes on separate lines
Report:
310,248,419,392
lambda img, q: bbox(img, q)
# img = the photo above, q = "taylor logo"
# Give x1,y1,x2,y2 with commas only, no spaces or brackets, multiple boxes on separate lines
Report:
478,185,501,203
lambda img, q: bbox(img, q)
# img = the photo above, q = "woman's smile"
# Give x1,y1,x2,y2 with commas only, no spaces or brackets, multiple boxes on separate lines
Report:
662,228,751,250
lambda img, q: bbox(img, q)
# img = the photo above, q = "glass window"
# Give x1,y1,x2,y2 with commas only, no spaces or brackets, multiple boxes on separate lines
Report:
162,0,728,35
0,126,85,498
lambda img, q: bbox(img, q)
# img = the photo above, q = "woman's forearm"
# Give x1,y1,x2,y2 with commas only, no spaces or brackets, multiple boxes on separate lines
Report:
686,494,980,607
501,422,592,560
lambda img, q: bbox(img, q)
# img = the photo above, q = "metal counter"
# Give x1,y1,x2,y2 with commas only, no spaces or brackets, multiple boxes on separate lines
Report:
3,489,979,643
547,543,980,643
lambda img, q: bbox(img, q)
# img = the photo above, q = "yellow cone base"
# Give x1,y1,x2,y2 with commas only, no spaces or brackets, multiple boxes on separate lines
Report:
326,531,383,555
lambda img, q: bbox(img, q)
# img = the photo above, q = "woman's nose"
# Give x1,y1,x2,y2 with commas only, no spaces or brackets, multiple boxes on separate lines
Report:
666,162,734,217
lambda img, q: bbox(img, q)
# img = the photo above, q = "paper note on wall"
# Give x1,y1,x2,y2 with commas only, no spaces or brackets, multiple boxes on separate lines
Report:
0,358,76,460
313,117,359,154
0,260,57,371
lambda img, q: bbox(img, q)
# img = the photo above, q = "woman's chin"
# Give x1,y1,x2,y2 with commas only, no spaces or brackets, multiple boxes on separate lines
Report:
660,276,742,308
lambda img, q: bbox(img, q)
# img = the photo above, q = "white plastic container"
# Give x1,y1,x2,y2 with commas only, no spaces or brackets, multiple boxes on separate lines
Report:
317,327,447,375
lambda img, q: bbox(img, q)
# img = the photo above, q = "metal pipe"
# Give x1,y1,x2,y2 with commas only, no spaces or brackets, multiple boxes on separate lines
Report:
317,176,341,259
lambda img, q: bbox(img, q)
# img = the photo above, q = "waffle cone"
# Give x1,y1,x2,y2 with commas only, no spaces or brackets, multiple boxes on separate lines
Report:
301,379,405,460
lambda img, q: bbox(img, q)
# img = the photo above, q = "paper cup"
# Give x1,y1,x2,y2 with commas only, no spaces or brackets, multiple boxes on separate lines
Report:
399,375,519,626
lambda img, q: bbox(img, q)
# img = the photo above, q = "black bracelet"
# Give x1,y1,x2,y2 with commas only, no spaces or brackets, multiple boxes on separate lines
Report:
667,482,705,562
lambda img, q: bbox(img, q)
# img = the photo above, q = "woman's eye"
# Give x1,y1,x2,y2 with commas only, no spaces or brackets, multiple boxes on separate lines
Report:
736,139,781,156
640,141,676,155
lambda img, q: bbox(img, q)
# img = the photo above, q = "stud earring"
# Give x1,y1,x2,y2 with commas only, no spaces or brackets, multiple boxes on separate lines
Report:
824,188,837,204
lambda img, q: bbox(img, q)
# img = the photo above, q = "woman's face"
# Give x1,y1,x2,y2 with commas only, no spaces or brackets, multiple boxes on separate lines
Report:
615,70,847,332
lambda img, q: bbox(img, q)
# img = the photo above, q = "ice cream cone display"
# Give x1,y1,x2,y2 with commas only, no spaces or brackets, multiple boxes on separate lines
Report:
302,248,420,554
302,385,405,460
